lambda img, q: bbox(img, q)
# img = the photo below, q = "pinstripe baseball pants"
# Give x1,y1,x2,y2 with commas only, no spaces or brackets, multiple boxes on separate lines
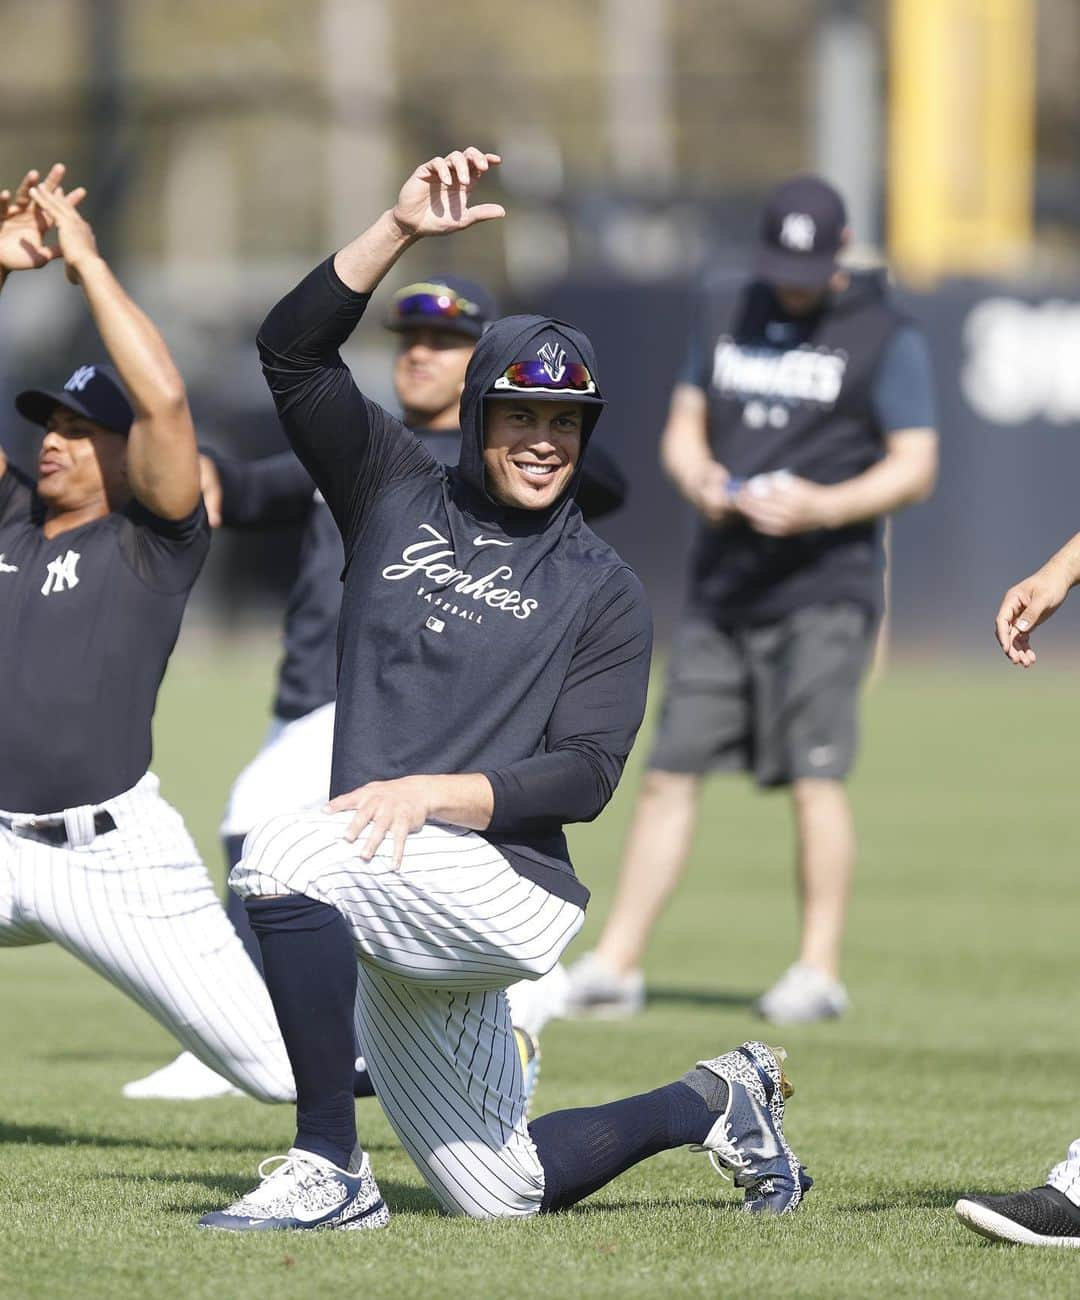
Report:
232,809,586,1218
0,773,294,1103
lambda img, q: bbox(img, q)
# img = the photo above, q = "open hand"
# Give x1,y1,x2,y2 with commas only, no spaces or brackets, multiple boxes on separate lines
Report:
0,163,87,273
994,563,1072,667
325,776,432,871
391,148,505,239
29,180,99,283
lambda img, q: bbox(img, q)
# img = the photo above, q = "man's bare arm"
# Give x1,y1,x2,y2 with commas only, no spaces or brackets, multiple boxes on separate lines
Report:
659,384,734,525
736,428,938,537
994,532,1080,668
31,184,199,520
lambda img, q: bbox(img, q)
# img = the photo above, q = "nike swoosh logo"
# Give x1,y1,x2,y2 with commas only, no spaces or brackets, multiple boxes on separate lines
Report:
472,535,512,548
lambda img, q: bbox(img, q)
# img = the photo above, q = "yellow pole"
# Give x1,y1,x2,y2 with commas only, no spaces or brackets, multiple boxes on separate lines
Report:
888,0,1034,282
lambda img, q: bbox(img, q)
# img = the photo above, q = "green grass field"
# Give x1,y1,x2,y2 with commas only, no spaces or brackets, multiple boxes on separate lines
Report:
3,634,1079,1299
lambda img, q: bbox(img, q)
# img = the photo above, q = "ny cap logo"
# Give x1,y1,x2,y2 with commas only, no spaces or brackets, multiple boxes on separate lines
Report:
779,213,816,252
41,549,80,596
537,341,566,385
64,365,96,393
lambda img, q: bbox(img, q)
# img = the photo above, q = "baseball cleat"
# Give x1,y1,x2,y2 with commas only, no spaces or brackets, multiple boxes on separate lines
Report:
513,1025,541,1116
692,1040,811,1215
198,1147,389,1232
955,1187,1080,1247
755,963,849,1025
122,1050,243,1100
564,950,644,1019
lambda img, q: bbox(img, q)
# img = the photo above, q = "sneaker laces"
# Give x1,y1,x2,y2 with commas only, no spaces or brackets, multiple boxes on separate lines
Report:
690,1118,752,1184
241,1153,319,1209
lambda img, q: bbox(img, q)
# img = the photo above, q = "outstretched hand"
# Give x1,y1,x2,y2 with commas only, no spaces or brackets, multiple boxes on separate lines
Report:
994,564,1072,667
0,163,87,274
391,148,505,239
29,180,100,283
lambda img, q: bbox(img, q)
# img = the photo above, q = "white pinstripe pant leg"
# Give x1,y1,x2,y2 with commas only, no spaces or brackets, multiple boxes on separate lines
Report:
0,777,295,1104
232,810,586,1217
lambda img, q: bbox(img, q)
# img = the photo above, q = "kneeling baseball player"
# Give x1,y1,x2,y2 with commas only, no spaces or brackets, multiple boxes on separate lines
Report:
0,167,293,1104
202,148,810,1231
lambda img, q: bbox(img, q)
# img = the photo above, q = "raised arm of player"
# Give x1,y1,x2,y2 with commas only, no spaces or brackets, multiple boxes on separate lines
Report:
30,181,200,520
660,384,735,525
0,165,89,485
258,147,503,536
994,533,1080,668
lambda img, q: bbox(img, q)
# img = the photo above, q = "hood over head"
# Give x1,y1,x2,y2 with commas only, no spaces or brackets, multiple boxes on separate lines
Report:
455,314,606,512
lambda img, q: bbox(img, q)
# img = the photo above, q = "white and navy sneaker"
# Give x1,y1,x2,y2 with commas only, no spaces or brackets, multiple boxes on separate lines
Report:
198,1147,389,1232
955,1187,1080,1247
122,1051,243,1100
564,951,645,1019
755,963,849,1025
692,1040,811,1215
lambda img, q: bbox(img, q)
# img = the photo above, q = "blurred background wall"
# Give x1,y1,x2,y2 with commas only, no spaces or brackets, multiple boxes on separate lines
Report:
0,0,1077,651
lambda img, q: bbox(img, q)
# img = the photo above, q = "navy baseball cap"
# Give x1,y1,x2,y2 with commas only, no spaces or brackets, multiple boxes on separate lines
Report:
755,175,848,289
15,362,135,436
385,275,495,341
487,331,603,405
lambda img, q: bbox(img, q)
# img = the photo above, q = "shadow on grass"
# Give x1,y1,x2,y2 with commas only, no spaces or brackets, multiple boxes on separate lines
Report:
0,1118,394,1158
645,986,758,1011
841,1189,965,1212
564,1196,741,1216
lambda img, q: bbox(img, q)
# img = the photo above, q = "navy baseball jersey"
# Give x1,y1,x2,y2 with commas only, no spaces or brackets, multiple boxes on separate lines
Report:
0,463,209,812
257,258,652,907
210,423,627,725
681,270,935,624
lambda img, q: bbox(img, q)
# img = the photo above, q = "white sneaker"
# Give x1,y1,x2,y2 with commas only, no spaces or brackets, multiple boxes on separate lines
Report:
564,951,645,1019
199,1147,389,1232
755,963,849,1025
506,962,572,1037
122,1051,243,1100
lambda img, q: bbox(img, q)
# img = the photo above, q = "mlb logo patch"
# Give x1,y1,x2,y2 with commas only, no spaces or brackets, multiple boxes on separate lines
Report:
425,615,445,634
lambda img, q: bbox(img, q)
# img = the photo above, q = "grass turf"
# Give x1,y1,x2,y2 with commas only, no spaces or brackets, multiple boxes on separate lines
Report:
2,635,1079,1298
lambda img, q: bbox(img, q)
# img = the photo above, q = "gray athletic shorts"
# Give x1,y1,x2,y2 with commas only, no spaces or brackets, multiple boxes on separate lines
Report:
648,602,876,787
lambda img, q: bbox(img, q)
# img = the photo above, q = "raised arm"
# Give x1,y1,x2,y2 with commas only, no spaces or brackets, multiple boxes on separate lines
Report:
1,166,92,495
258,147,504,537
30,182,199,520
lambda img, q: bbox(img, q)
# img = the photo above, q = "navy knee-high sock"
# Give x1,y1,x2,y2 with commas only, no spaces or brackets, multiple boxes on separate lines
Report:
246,895,358,1169
529,1071,728,1213
223,834,263,973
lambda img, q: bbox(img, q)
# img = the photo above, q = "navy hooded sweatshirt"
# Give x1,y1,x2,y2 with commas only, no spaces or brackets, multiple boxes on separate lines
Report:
257,257,652,908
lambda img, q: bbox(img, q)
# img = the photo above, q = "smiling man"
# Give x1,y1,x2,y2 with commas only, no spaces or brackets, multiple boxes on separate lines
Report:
200,147,811,1234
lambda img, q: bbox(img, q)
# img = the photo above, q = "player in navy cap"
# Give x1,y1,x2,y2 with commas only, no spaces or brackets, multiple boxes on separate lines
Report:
200,147,809,1234
0,164,294,1105
566,172,940,1026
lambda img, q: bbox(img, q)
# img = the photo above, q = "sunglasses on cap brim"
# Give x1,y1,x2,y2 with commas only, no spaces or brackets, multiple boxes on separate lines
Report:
388,282,481,324
491,361,597,396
